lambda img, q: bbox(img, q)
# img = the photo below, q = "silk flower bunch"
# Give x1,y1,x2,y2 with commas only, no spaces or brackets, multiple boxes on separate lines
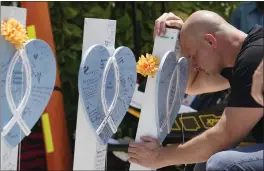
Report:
137,53,160,77
1,18,29,49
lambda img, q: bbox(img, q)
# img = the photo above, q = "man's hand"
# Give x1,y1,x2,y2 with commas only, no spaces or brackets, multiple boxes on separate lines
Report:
154,12,184,39
128,136,162,169
251,60,263,106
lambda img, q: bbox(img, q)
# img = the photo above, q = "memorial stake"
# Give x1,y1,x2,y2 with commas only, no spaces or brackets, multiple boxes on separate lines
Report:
129,28,183,170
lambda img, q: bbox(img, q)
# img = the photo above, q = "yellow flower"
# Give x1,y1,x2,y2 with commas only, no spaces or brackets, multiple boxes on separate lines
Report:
136,53,160,77
1,18,29,49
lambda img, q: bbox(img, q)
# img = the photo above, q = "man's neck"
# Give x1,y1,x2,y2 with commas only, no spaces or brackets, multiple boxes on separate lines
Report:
223,28,247,68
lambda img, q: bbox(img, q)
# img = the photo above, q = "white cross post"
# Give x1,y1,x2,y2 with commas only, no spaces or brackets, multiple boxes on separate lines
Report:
129,28,181,171
0,6,27,171
73,18,117,170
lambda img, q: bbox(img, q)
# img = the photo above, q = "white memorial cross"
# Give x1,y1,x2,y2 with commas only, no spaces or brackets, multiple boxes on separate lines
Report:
73,18,117,171
1,6,27,170
130,28,188,170
73,18,137,170
1,5,56,171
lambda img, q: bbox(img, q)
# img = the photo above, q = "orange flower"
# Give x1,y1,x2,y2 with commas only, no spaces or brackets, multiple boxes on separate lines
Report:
136,53,160,77
1,18,29,49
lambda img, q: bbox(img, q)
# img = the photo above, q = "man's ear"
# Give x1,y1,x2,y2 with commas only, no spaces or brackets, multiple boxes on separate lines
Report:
204,34,217,48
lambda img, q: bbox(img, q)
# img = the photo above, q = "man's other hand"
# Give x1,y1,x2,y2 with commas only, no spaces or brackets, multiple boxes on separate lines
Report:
154,12,184,39
128,136,162,169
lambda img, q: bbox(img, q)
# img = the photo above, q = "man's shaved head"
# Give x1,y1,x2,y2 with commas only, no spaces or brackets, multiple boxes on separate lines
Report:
179,10,246,74
182,10,227,35
180,10,228,47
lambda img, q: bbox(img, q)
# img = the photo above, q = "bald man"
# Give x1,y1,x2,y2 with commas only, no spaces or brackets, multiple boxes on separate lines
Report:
128,10,263,171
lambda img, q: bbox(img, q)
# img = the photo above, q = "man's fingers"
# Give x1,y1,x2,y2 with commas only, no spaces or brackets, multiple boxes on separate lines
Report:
165,20,184,29
154,12,178,37
128,158,141,165
128,146,140,154
159,20,166,36
128,152,141,159
129,142,144,148
128,146,152,159
140,136,157,142
155,12,168,23
128,153,138,159
153,12,184,39
154,13,168,36
165,12,182,22
165,12,183,29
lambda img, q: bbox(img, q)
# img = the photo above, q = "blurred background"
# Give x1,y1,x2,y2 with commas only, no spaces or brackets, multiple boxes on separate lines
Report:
2,1,262,171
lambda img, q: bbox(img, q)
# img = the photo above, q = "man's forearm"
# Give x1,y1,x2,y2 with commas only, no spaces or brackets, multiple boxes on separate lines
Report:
157,126,229,167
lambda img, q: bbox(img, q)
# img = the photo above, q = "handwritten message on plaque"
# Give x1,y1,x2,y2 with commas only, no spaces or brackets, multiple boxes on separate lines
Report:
155,52,188,142
78,45,136,145
1,39,56,147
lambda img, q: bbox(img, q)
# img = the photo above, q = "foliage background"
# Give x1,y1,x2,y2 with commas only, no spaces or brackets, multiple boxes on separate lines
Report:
47,1,241,139
1,1,241,139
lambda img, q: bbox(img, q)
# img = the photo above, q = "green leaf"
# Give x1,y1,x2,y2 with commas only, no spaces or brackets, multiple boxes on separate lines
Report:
68,51,78,60
102,3,112,18
141,27,150,41
63,22,82,37
147,23,154,30
117,12,131,30
89,6,105,17
62,7,79,20
70,44,82,51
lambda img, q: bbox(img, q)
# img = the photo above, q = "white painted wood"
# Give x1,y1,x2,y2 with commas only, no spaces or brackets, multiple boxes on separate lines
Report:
73,18,116,170
129,29,180,170
0,6,27,171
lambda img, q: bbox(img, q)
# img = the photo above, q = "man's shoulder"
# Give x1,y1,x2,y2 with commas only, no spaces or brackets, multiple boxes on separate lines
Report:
236,44,263,67
234,26,263,73
227,45,263,107
229,41,263,93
